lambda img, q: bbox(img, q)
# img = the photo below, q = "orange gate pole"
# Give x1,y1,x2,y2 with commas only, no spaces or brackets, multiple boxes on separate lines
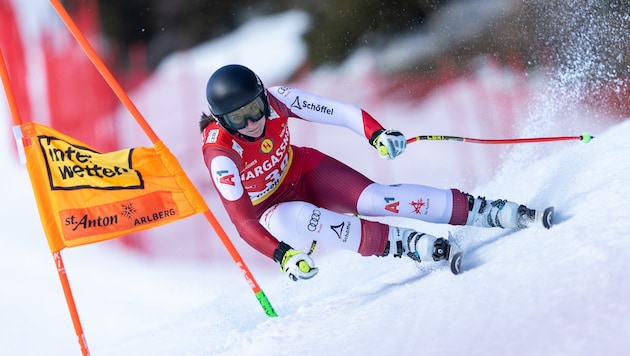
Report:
1,50,91,355
48,0,277,317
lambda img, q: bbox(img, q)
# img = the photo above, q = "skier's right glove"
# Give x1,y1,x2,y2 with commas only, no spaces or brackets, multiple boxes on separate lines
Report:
371,129,407,160
274,241,319,281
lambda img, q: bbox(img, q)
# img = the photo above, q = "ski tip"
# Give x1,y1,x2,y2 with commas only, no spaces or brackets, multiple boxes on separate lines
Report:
445,232,463,274
450,252,463,275
542,206,555,229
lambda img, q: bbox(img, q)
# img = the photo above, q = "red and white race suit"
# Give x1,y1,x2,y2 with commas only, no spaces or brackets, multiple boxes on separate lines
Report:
201,86,468,261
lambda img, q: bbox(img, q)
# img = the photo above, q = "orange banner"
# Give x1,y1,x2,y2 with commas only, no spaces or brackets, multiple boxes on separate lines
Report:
18,122,208,252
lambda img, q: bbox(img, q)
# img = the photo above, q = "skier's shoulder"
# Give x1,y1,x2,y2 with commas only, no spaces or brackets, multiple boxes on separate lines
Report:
201,122,244,159
202,122,230,146
267,85,319,103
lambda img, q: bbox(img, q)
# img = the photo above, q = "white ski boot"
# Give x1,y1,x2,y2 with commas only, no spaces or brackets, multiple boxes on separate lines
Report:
465,195,553,229
383,227,463,274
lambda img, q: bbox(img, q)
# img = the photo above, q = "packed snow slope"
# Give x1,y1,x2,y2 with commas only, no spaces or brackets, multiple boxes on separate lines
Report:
1,105,629,355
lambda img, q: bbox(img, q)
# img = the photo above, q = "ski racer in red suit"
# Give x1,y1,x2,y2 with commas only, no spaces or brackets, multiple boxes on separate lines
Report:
200,64,543,280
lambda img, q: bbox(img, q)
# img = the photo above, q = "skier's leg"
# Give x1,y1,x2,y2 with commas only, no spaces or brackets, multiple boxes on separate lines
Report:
296,147,374,213
259,201,459,263
357,183,539,229
259,201,364,253
356,183,456,223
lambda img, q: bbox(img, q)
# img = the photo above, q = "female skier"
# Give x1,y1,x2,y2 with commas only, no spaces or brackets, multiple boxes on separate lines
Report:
200,64,544,280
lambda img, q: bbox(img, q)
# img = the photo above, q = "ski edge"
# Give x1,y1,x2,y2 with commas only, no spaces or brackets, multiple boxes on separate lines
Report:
446,233,463,275
542,206,554,229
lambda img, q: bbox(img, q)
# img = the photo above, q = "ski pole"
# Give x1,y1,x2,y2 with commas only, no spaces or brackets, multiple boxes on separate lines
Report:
406,133,593,145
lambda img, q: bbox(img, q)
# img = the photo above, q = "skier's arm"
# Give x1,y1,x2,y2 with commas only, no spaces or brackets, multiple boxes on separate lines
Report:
203,148,280,259
203,148,318,280
268,86,406,159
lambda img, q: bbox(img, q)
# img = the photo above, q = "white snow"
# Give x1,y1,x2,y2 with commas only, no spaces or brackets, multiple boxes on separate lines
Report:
2,2,629,356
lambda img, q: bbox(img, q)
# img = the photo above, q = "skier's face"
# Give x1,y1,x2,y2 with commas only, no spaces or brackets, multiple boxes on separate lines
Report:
237,115,266,138
222,95,266,130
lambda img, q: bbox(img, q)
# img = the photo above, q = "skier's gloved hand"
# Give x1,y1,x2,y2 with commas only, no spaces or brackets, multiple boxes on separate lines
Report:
372,129,407,160
274,241,319,281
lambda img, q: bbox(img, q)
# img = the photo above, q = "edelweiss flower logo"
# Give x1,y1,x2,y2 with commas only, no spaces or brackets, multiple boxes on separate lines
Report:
120,202,137,220
410,199,426,214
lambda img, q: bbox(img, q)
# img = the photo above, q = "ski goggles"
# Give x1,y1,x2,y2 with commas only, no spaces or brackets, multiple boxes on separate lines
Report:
219,96,266,130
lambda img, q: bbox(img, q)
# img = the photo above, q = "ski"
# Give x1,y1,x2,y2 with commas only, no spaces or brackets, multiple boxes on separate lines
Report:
539,206,555,229
418,206,554,276
445,206,554,275
542,206,554,229
445,232,463,275
449,249,463,275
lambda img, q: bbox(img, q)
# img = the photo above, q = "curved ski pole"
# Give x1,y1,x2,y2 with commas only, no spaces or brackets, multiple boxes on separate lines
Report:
406,133,594,145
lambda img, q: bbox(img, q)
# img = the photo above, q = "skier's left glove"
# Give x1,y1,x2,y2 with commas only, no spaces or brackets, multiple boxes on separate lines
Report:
371,129,407,160
274,241,319,281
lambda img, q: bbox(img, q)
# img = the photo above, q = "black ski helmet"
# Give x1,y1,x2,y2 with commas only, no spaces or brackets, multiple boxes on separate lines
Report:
206,64,269,126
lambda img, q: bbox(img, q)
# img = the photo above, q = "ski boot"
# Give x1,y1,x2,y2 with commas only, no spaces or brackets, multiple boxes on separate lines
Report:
383,227,463,274
465,195,554,229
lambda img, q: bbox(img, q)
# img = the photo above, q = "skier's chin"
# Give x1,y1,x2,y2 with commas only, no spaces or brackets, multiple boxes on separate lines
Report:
238,119,266,138
241,127,264,138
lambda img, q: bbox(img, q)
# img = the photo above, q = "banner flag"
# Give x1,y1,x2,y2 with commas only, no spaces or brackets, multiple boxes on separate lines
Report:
17,121,208,252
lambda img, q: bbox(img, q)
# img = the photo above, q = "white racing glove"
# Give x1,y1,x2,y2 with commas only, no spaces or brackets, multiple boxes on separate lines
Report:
274,242,319,281
372,129,407,160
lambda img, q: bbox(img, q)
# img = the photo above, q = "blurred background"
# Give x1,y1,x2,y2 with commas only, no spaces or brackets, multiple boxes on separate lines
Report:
1,0,628,261
95,0,630,75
